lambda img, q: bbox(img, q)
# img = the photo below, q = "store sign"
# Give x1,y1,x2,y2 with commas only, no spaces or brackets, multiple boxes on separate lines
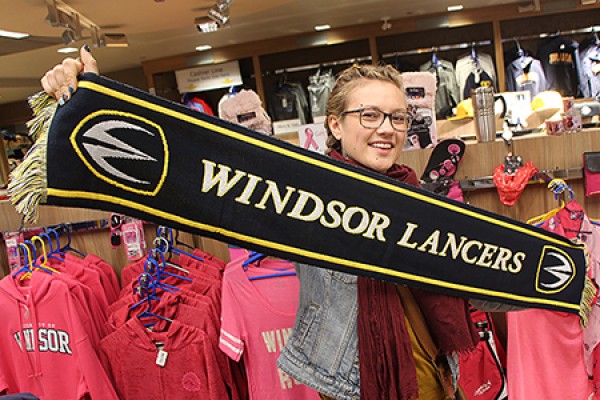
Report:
272,119,301,136
175,61,243,93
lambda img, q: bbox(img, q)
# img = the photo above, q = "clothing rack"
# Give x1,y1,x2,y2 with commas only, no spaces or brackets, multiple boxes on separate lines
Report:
47,219,109,235
381,39,492,59
269,55,372,75
501,25,600,44
459,167,583,191
1,218,109,239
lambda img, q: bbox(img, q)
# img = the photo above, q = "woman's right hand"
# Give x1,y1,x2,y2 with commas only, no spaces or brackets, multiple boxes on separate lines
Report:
41,44,99,104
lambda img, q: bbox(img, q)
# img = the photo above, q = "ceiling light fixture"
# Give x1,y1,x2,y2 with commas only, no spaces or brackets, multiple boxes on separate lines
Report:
57,47,78,54
0,29,30,39
103,33,129,48
381,17,392,31
195,45,212,52
314,24,331,31
447,4,464,12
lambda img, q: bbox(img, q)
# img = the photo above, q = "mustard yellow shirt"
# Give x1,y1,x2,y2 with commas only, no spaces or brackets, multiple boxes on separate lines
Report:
399,286,455,400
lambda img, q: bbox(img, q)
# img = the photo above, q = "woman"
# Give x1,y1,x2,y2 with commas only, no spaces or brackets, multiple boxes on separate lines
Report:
276,65,478,400
41,47,477,400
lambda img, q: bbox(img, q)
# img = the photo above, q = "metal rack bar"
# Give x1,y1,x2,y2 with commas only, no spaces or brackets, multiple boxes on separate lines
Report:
1,218,109,238
381,39,492,59
459,167,583,191
270,55,373,75
501,25,599,44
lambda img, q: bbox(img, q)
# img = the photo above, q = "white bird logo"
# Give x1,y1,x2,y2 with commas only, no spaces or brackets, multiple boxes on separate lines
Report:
540,251,573,290
81,120,157,185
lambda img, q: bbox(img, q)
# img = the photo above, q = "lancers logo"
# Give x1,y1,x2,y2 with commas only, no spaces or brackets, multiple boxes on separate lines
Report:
536,245,576,294
70,110,169,196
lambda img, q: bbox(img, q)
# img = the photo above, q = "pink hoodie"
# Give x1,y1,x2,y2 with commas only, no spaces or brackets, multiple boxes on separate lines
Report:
0,272,118,399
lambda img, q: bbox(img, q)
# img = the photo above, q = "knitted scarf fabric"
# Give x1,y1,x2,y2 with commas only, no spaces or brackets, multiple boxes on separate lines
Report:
328,150,478,400
8,74,592,318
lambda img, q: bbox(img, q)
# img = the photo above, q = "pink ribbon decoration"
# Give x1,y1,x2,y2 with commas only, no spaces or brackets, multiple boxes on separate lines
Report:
303,128,319,150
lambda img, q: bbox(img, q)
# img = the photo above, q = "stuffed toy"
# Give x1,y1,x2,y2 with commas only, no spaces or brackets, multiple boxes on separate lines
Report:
219,89,273,135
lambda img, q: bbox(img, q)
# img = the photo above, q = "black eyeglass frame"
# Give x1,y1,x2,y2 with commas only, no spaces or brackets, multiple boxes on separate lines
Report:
340,107,413,132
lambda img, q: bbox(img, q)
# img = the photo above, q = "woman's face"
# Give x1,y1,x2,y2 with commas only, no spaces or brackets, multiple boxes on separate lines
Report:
328,80,407,173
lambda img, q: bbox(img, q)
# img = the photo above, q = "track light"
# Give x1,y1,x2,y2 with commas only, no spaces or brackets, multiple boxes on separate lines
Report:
195,0,232,33
215,0,232,9
208,5,230,26
61,28,76,45
195,16,220,33
45,0,127,48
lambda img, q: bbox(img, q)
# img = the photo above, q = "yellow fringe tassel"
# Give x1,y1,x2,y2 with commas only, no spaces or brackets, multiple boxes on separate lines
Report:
7,92,57,224
580,275,598,328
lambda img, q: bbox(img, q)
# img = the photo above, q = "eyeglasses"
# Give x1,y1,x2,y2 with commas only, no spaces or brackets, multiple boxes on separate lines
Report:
341,107,412,132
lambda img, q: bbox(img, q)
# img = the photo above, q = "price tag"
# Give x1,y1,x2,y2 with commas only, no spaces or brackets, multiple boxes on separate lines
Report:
156,349,168,367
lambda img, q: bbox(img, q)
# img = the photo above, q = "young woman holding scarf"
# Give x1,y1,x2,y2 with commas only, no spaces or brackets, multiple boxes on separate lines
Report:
276,64,478,400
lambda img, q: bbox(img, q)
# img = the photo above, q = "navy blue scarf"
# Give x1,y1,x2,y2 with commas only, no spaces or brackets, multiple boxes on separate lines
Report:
9,73,593,319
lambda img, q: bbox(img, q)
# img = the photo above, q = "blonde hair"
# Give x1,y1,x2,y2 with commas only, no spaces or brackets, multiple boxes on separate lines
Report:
325,64,404,154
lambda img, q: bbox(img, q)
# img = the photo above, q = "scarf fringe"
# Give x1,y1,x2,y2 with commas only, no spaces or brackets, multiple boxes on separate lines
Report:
579,275,598,328
7,92,56,224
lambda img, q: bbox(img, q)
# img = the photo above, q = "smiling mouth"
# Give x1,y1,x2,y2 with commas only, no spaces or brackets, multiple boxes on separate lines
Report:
370,143,393,149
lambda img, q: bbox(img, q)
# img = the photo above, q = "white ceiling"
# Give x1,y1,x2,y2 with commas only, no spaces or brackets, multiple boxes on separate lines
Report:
0,0,524,105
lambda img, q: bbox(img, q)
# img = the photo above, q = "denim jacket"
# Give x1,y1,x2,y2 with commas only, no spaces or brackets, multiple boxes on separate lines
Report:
277,262,462,400
277,263,361,399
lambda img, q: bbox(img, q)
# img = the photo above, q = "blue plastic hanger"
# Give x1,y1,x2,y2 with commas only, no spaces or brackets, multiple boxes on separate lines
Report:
12,240,55,279
136,288,173,325
12,243,34,278
242,251,266,270
248,270,297,281
156,226,204,263
149,247,192,283
143,257,179,293
150,237,190,275
137,308,173,326
130,273,161,309
39,232,64,261
58,224,86,257
130,272,173,326
242,251,297,281
46,228,63,252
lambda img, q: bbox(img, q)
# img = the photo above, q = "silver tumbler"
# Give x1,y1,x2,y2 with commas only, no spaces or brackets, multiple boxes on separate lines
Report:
472,87,506,142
